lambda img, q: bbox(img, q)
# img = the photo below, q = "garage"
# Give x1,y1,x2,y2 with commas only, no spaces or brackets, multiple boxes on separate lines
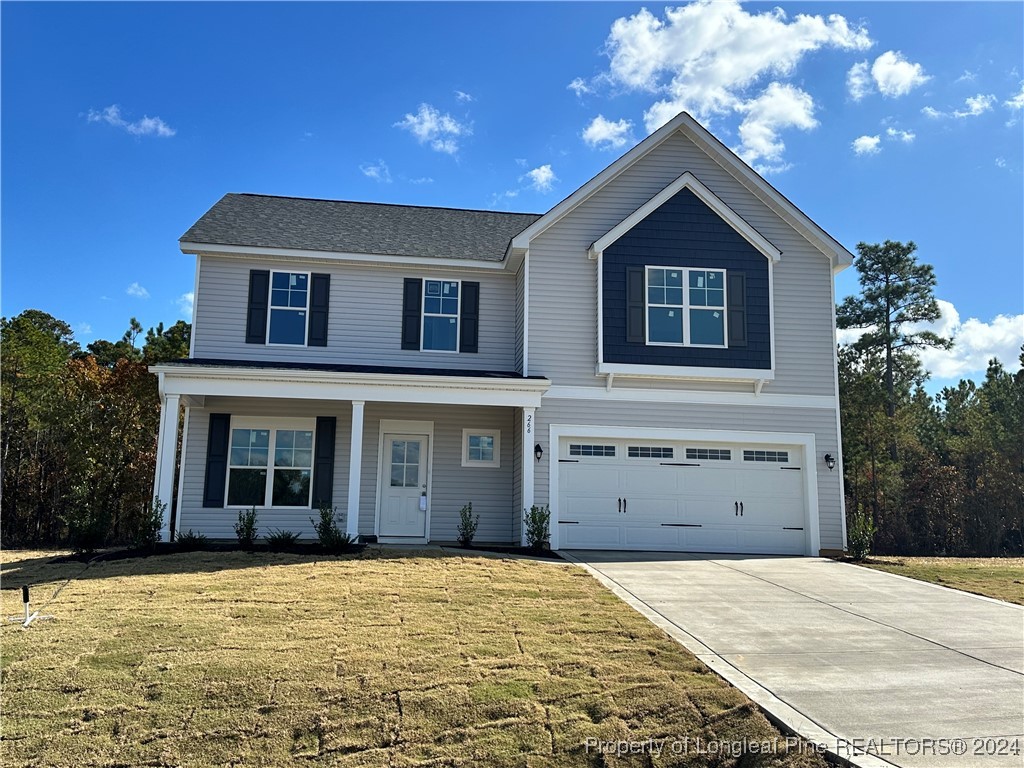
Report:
556,436,811,555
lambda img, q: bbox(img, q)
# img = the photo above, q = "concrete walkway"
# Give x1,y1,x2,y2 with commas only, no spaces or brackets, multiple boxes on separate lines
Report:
565,551,1024,768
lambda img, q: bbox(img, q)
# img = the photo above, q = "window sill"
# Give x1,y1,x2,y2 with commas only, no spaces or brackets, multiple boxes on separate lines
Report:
597,363,774,382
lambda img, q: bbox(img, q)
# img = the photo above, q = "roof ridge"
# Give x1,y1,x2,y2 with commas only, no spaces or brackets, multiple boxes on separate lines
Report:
229,193,542,218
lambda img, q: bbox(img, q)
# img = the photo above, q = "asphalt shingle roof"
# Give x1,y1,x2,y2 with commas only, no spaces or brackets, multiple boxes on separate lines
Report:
180,193,542,262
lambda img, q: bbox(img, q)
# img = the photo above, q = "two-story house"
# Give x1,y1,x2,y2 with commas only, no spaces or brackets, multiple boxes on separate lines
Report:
150,111,852,556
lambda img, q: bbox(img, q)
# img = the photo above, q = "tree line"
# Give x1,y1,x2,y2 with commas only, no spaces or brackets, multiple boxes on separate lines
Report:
2,242,1021,554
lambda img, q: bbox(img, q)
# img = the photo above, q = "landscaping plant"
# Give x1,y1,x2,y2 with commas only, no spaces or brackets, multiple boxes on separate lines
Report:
128,498,165,551
847,505,876,561
175,529,208,551
457,502,478,547
311,504,355,553
265,529,301,549
524,504,551,552
234,506,259,549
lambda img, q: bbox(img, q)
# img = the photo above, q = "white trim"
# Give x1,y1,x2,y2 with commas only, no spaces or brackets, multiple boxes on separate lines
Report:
767,259,777,374
374,420,434,539
151,364,550,408
188,255,200,358
347,401,365,538
180,242,509,271
596,362,774,382
420,277,461,353
174,405,191,541
595,252,604,378
830,273,848,550
461,428,501,468
266,269,310,347
153,393,181,542
521,407,536,546
224,416,317,509
589,172,781,262
522,252,530,375
547,423,820,556
543,385,836,409
644,266,728,348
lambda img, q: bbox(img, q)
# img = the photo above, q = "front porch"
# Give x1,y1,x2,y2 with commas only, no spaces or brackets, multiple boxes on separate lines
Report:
150,360,549,545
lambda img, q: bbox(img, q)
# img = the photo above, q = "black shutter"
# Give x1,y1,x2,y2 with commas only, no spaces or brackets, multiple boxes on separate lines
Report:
312,416,336,509
626,267,646,344
245,270,270,344
459,281,480,353
308,273,330,347
727,272,747,347
203,414,231,508
401,278,422,350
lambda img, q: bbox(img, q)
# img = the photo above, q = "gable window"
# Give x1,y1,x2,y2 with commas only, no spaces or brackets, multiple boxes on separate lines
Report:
646,267,726,348
422,279,460,352
268,271,309,345
462,429,501,468
227,419,314,507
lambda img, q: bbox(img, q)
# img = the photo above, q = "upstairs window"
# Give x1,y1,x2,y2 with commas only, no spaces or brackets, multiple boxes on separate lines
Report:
422,279,460,352
646,266,726,348
268,272,309,345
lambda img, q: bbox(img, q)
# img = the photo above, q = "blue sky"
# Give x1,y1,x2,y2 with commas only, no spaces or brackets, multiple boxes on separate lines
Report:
3,1,1022,388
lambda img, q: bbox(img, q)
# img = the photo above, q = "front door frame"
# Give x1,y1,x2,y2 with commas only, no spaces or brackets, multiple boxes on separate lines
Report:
375,419,434,541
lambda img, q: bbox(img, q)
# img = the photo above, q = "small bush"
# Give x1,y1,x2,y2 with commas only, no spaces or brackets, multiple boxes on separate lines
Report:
523,505,551,552
847,506,876,561
65,507,110,555
234,507,259,549
266,529,300,549
457,502,479,547
176,529,208,551
310,504,355,553
128,498,165,551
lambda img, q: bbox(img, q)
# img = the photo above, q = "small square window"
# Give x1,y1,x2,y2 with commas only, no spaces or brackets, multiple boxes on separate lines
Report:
462,429,500,467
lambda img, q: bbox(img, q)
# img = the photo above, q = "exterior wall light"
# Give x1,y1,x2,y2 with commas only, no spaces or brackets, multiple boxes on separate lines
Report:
824,453,836,471
534,444,544,462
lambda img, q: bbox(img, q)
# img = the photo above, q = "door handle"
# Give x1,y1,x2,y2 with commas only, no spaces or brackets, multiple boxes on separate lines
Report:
735,501,738,516
623,498,627,513
617,497,622,513
740,502,744,516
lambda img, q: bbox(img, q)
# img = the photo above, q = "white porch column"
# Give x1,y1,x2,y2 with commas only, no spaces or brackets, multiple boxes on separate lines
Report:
346,401,365,538
153,393,181,542
521,406,536,546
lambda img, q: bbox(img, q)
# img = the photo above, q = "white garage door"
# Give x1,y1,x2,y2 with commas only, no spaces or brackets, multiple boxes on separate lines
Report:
557,438,808,555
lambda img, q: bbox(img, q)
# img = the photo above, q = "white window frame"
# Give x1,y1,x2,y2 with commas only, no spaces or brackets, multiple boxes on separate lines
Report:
461,428,500,468
644,266,728,349
225,416,317,509
266,270,310,347
421,278,461,353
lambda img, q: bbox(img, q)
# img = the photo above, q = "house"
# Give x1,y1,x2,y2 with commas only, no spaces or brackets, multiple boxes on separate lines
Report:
150,111,852,556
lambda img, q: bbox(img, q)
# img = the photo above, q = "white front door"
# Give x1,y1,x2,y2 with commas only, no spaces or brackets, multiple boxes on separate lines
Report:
378,434,428,537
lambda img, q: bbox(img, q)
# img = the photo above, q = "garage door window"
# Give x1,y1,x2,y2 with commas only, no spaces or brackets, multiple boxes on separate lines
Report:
685,448,732,461
743,450,789,463
628,446,674,458
569,444,616,457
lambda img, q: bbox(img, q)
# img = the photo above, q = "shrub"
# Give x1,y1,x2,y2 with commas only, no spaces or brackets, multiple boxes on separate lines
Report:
176,529,208,551
523,505,551,552
310,504,355,554
234,507,259,549
128,498,165,551
847,506,876,561
457,502,479,547
265,529,301,549
65,506,110,555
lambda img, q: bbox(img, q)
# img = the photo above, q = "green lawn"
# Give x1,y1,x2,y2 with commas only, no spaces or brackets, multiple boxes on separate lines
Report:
857,556,1024,605
0,547,825,767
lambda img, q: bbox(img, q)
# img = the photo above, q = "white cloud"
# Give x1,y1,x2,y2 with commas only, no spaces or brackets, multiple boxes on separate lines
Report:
568,77,593,97
408,176,434,185
75,322,93,337
734,82,817,171
852,134,881,155
525,164,557,193
126,282,150,299
177,292,194,320
1006,83,1024,110
360,160,392,183
581,114,634,149
955,70,977,84
870,51,930,98
394,104,471,155
455,90,474,102
839,299,1024,380
953,93,996,118
87,105,175,137
995,157,1007,168
603,1,870,133
847,61,872,101
885,127,915,143
921,106,944,119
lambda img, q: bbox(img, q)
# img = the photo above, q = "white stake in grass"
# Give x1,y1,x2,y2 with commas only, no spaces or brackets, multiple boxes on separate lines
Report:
8,586,54,628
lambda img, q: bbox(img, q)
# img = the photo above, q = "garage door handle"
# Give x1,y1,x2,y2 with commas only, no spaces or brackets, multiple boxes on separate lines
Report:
734,501,739,516
740,502,744,516
623,498,627,513
617,497,622,513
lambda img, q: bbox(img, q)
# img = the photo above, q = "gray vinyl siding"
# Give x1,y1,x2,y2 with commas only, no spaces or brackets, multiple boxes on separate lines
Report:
178,400,517,543
533,398,844,552
527,129,838,397
514,263,525,374
193,256,517,371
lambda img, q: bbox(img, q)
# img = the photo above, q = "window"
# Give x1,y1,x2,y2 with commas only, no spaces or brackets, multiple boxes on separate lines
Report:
646,266,726,348
686,448,732,461
390,440,421,487
268,272,309,345
628,446,674,459
743,450,789,463
462,429,501,468
568,444,616,457
422,279,460,351
227,419,314,507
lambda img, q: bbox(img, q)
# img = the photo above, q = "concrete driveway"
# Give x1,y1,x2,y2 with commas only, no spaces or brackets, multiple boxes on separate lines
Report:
565,551,1024,768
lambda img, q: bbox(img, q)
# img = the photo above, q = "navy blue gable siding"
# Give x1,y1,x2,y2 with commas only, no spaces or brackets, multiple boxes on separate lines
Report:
602,187,771,370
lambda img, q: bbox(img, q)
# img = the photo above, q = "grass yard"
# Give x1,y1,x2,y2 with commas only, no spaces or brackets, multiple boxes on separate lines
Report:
857,556,1024,605
0,547,826,767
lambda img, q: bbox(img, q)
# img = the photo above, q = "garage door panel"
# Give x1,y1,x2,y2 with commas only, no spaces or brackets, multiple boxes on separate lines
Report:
562,466,622,494
621,467,680,493
738,468,803,497
560,524,621,548
624,525,682,549
681,526,740,552
562,495,620,522
625,496,679,520
738,527,804,555
682,497,739,526
682,467,740,495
